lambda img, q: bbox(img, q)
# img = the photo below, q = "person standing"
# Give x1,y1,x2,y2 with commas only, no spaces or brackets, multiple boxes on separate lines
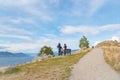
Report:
63,43,67,55
57,43,62,56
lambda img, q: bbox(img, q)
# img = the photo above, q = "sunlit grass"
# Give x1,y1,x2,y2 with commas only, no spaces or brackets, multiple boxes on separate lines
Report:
1,48,91,80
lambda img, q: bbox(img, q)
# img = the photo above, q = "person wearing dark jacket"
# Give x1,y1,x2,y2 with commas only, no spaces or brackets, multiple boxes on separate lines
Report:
57,43,62,56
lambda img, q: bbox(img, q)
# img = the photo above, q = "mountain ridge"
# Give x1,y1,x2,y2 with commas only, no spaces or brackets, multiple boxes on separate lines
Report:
0,51,29,57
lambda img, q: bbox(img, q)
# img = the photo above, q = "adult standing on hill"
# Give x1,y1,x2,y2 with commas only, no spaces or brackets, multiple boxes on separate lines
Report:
57,43,62,56
63,43,67,55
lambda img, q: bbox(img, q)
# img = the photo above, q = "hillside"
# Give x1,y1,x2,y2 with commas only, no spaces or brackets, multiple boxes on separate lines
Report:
96,40,120,72
96,40,120,47
0,49,91,80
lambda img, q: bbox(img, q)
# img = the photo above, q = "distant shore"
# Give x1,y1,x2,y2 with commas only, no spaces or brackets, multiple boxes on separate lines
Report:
0,56,34,67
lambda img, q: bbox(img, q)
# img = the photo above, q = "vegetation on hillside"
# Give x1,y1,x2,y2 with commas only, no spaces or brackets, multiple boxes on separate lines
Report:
97,40,120,72
96,40,120,47
79,36,89,49
1,48,91,80
38,46,53,56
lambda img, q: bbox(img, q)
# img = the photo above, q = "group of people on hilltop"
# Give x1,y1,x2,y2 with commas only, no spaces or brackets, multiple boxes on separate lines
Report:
57,43,67,56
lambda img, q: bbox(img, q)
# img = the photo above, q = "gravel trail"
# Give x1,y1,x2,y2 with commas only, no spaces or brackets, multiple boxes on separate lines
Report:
70,48,120,80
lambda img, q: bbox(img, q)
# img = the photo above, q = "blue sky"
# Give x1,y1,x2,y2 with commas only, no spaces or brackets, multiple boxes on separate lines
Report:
0,0,120,53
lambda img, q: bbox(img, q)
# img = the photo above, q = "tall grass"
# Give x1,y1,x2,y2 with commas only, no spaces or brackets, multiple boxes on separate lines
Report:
102,46,120,71
97,40,120,72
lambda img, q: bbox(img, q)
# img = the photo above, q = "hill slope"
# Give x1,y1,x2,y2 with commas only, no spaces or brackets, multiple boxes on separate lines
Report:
96,40,120,47
0,49,91,80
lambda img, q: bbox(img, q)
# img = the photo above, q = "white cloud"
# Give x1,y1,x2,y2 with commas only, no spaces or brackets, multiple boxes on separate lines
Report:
0,0,36,7
111,36,119,41
71,0,106,16
10,17,35,24
60,24,120,35
0,0,52,21
0,34,31,41
93,35,120,46
100,24,120,31
0,24,33,41
24,7,52,21
0,36,79,53
93,41,100,46
0,43,39,52
89,0,105,15
0,16,36,25
0,40,42,53
49,0,60,5
0,0,106,21
10,19,21,24
0,24,32,35
60,25,99,35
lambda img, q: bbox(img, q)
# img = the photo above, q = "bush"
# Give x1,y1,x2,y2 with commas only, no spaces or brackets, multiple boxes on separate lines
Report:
38,46,53,56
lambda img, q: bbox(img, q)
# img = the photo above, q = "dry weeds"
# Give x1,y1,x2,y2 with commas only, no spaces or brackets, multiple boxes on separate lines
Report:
102,46,120,71
96,40,120,72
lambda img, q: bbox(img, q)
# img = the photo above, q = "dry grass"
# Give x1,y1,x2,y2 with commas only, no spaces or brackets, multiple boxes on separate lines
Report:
102,46,120,71
96,40,120,47
0,48,91,80
97,40,120,72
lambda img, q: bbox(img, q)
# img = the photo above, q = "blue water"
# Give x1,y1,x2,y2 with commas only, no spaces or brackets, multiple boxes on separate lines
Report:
0,50,78,67
0,56,34,67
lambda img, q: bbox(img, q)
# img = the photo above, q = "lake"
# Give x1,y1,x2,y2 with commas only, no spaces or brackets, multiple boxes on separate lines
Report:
0,51,76,67
0,56,34,67
0,52,57,67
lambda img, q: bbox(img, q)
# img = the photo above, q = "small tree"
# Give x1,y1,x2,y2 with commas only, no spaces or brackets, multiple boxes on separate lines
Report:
79,36,89,49
38,46,53,56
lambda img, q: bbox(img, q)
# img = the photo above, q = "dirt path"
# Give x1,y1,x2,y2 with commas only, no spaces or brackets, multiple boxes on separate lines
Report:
69,48,120,80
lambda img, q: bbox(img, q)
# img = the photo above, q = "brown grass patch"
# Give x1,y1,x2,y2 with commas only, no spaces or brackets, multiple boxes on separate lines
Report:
96,40,120,72
102,46,120,71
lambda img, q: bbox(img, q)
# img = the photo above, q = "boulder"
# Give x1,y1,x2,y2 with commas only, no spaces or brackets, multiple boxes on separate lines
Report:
33,54,53,62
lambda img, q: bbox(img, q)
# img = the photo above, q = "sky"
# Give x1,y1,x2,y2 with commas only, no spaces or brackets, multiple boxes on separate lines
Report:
0,0,120,53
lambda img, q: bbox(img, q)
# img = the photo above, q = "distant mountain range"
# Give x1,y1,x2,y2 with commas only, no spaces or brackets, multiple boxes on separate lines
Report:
0,51,29,57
